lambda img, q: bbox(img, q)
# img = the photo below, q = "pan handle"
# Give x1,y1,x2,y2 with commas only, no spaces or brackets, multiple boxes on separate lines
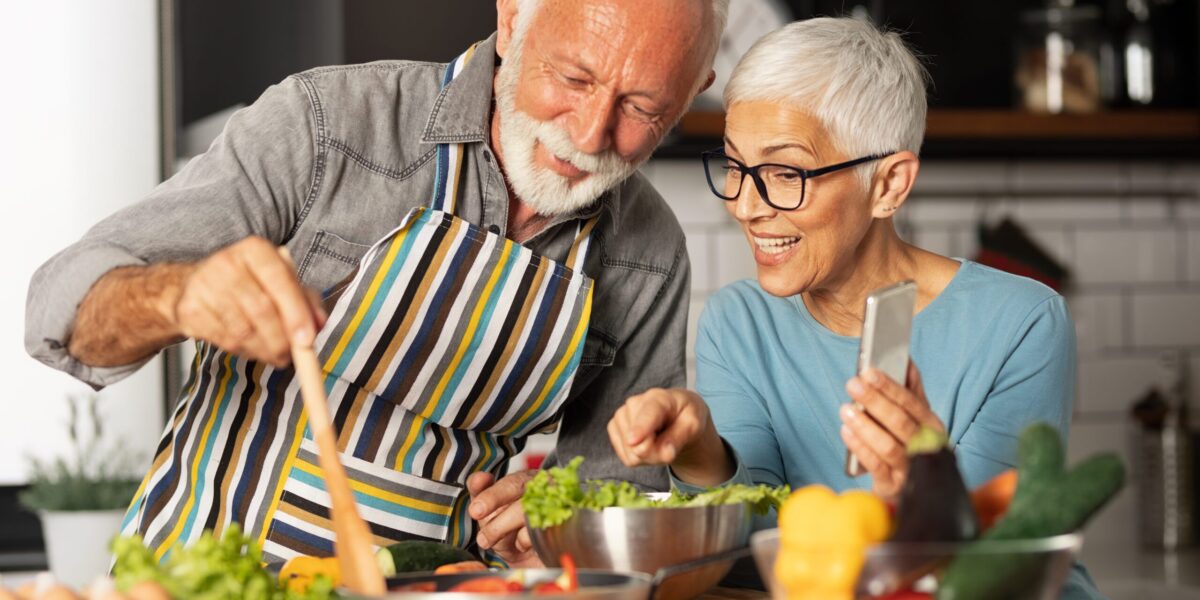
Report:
648,545,753,594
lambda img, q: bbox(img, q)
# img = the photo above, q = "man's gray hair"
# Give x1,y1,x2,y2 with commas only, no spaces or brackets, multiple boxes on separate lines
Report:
724,18,929,185
514,0,729,91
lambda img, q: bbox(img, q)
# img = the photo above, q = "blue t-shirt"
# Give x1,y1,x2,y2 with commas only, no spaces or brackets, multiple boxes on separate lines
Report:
689,260,1102,599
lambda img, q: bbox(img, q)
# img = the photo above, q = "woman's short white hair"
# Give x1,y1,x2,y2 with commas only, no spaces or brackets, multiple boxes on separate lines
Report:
515,0,729,91
725,17,929,185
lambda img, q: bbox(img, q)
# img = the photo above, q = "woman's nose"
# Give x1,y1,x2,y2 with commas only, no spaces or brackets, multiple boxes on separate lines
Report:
733,176,775,222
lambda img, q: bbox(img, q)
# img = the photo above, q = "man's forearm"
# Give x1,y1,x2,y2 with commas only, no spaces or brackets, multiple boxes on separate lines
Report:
68,263,193,367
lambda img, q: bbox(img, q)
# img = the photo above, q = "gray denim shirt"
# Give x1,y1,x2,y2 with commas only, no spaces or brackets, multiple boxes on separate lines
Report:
25,34,687,489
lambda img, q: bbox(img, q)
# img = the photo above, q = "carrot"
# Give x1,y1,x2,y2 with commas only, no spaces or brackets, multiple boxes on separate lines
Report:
970,469,1018,530
434,561,489,575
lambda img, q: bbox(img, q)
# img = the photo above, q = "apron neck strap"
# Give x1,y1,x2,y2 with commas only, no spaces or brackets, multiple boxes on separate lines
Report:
566,216,600,274
429,43,479,215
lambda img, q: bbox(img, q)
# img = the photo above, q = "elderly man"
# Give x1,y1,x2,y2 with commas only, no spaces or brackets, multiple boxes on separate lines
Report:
25,0,726,565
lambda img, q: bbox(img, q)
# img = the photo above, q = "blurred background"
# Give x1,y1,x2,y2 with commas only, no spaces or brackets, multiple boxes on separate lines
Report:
1,0,1197,596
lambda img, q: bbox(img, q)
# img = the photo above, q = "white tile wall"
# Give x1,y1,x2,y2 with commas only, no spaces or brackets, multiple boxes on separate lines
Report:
1071,292,1126,355
1013,161,1125,194
1131,292,1200,347
1187,230,1200,282
1074,228,1179,285
648,156,1200,547
1077,356,1168,414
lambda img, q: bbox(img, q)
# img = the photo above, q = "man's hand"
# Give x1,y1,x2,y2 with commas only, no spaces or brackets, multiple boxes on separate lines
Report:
607,388,732,487
467,470,542,567
170,237,325,366
69,236,326,368
841,360,946,501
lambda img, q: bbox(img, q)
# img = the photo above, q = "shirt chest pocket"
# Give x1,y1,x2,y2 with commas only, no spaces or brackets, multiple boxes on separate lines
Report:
296,230,373,295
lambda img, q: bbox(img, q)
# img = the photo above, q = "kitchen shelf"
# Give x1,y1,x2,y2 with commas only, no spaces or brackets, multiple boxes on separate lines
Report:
664,109,1200,159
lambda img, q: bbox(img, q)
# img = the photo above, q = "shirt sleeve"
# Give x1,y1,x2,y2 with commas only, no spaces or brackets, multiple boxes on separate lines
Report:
25,75,319,389
954,295,1076,488
694,295,787,488
546,237,691,491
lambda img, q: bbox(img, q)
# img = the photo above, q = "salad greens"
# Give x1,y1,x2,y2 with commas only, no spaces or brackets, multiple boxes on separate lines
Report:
522,456,790,529
111,526,333,600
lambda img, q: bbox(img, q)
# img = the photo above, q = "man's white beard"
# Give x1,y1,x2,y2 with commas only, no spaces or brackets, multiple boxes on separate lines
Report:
493,42,642,217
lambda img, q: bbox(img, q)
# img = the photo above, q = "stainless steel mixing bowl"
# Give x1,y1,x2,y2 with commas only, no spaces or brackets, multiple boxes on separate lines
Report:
528,501,753,600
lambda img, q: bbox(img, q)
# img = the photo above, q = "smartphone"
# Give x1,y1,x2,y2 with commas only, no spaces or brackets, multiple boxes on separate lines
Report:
845,280,917,477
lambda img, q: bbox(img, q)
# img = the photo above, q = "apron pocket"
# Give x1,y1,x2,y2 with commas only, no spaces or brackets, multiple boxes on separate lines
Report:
262,436,463,561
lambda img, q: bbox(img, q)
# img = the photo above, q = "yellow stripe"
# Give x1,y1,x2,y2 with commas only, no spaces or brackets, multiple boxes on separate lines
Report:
292,459,452,516
564,217,599,270
424,242,514,416
155,352,236,560
323,226,412,371
393,414,426,471
507,285,593,434
257,411,309,549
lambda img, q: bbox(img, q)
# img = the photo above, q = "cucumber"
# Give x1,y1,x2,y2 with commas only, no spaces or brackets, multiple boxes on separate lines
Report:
937,424,1125,600
375,541,475,577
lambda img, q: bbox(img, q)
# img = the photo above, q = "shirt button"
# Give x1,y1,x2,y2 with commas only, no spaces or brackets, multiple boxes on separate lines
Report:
488,224,501,234
482,150,492,163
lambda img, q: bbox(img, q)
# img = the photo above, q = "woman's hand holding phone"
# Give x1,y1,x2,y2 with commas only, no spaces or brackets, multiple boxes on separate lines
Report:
841,360,946,501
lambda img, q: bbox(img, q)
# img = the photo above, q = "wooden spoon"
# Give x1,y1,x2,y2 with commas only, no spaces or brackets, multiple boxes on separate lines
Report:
292,345,386,596
281,248,385,596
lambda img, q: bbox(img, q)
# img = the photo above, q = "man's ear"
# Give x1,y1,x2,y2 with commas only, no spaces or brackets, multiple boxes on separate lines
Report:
870,151,920,219
698,70,717,95
496,0,520,59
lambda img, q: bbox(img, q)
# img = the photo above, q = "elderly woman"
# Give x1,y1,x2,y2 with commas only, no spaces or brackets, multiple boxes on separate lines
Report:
607,17,1100,599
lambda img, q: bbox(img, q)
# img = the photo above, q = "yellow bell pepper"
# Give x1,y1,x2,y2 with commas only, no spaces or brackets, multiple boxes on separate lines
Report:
280,555,341,593
775,485,891,600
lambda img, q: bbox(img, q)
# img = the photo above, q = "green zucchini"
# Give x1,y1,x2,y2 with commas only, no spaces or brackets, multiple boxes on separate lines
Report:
937,424,1125,600
375,540,475,577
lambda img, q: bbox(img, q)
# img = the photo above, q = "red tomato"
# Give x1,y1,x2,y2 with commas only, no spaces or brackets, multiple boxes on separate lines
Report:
393,582,437,592
558,554,579,592
448,577,515,593
532,582,565,595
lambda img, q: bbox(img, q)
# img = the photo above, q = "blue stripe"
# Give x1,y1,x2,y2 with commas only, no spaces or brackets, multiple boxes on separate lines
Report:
382,227,476,401
176,355,241,544
352,390,391,459
329,210,432,377
428,240,521,423
511,313,590,434
230,367,285,520
288,468,449,525
477,263,564,426
271,520,334,555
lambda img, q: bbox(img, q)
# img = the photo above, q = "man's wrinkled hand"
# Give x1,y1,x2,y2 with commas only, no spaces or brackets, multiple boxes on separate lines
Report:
169,236,326,366
466,470,542,567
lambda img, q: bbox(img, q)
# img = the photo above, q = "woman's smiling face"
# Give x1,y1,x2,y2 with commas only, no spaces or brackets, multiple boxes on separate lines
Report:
722,101,878,297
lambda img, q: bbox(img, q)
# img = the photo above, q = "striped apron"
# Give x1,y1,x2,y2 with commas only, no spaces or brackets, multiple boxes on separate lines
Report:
119,44,598,563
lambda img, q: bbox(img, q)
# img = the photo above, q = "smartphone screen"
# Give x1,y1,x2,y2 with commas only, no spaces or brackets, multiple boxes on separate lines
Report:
845,281,917,477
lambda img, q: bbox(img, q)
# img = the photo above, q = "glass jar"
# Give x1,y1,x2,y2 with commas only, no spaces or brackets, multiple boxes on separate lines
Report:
1015,5,1107,114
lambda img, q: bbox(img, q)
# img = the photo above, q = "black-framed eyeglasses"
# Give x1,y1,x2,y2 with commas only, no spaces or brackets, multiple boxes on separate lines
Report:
700,148,893,211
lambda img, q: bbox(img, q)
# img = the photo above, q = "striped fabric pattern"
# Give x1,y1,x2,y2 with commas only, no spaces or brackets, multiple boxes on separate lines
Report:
119,42,600,562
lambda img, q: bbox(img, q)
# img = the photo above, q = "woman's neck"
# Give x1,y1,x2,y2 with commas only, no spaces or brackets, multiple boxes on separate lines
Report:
801,222,923,337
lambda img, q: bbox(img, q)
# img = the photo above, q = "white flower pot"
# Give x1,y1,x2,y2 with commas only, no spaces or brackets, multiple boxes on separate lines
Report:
39,509,125,589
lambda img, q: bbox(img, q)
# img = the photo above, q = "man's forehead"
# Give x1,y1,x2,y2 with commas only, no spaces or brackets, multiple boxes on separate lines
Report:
529,0,709,86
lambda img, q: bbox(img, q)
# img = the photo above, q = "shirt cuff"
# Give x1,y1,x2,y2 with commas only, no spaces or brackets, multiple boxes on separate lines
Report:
25,243,151,389
668,438,753,495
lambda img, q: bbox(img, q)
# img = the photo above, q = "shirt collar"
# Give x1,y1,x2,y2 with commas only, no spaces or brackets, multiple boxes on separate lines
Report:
421,34,498,144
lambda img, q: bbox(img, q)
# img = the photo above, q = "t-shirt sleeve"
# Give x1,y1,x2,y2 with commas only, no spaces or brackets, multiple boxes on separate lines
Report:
694,293,787,488
954,295,1076,488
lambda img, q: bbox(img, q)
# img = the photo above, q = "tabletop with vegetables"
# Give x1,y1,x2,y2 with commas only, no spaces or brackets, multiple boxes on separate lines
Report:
0,422,1123,600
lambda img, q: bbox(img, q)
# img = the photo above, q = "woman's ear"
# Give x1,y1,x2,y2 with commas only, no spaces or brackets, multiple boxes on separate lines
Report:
496,0,520,59
870,151,920,219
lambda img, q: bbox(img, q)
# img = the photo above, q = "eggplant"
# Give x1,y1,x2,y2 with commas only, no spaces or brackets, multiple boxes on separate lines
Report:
855,427,979,598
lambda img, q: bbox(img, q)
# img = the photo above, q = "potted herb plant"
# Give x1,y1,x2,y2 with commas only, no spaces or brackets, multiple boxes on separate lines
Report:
19,395,142,588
